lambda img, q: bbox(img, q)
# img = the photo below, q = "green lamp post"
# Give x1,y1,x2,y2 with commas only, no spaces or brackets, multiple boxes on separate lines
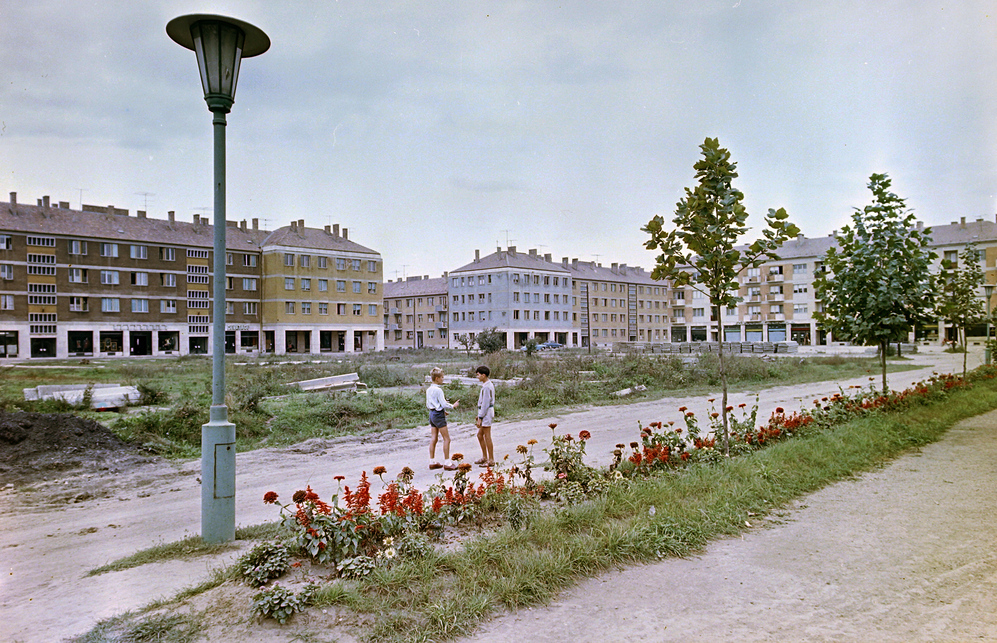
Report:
985,284,994,366
167,14,270,543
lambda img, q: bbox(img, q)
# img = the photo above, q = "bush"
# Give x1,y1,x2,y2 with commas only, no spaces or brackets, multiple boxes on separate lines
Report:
252,583,317,624
476,327,506,354
237,542,291,587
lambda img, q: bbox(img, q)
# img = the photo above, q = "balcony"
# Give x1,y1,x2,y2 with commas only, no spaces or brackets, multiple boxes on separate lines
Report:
767,293,785,302
745,275,760,283
671,316,686,323
748,314,762,321
388,324,400,331
436,322,447,330
767,272,785,282
389,307,400,315
747,294,762,302
767,313,785,321
435,304,447,313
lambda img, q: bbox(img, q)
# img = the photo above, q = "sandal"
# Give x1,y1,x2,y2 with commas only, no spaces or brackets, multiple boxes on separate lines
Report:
478,461,495,468
474,457,487,465
429,463,443,470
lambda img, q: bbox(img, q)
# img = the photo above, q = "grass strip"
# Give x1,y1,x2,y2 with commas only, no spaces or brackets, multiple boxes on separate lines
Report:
333,377,997,642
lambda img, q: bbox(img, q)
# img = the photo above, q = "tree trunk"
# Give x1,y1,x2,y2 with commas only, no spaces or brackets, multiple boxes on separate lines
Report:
880,339,888,392
716,304,730,455
962,326,968,379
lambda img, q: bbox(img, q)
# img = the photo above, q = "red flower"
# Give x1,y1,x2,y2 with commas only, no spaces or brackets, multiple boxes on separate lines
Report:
775,407,784,414
711,412,719,418
708,398,715,403
333,475,345,481
726,406,733,412
263,491,279,504
564,434,573,441
549,423,558,429
686,412,695,417
579,430,592,440
738,403,746,408
678,406,687,412
373,466,387,476
292,489,307,504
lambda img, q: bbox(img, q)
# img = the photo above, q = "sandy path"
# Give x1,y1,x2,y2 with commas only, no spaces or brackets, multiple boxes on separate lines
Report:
0,347,980,642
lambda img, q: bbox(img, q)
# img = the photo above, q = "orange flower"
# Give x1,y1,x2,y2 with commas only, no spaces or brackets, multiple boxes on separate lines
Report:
373,466,387,476
579,430,592,440
549,423,558,429
263,491,279,504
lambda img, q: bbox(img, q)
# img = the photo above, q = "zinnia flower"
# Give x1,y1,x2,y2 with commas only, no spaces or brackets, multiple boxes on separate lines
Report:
373,466,387,476
334,475,345,481
775,407,785,414
263,491,279,504
738,403,746,408
549,423,558,429
616,443,626,449
678,406,687,412
459,463,472,472
452,453,464,461
516,445,528,454
630,441,639,449
708,398,715,403
579,430,591,440
711,412,719,418
292,489,307,504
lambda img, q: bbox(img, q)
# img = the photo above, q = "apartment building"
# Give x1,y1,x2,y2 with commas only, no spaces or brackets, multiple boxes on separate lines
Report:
382,275,449,349
0,192,382,359
448,247,573,349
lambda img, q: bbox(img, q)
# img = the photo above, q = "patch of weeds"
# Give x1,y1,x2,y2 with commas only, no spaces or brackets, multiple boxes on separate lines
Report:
237,542,291,587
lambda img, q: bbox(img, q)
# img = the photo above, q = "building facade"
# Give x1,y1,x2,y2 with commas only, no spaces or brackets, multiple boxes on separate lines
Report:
382,275,449,349
0,192,382,359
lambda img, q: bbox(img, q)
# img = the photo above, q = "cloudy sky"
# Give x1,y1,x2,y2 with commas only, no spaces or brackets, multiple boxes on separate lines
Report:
2,1,995,279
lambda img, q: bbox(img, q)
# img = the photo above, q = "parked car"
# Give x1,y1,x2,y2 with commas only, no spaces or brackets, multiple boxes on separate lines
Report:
537,341,563,351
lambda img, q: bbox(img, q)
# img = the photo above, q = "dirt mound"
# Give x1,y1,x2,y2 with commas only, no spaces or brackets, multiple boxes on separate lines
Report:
0,411,151,488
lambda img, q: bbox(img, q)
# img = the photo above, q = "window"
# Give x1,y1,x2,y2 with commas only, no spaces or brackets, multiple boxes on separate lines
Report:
793,285,808,294
300,255,310,268
0,235,11,250
27,236,55,247
225,302,235,315
68,296,88,312
131,272,148,286
243,254,257,267
131,299,149,313
101,298,120,312
244,302,258,315
284,253,295,267
285,302,295,314
353,304,362,316
366,260,377,272
318,303,328,315
792,263,807,273
187,248,209,259
100,270,120,285
352,259,361,271
336,280,346,292
0,295,13,310
285,277,295,290
369,304,378,316
368,282,377,294
771,304,783,314
794,304,809,314
353,281,362,294
226,276,234,290
225,252,234,266
161,300,177,313
69,268,87,283
69,240,87,255
243,277,257,291
512,274,520,284
337,303,347,315
513,292,520,303
336,257,347,270
130,245,148,260
162,273,177,287
0,264,12,280
301,302,312,314
317,256,327,269
161,247,176,261
318,279,328,292
100,243,119,257
452,277,460,288
301,278,311,291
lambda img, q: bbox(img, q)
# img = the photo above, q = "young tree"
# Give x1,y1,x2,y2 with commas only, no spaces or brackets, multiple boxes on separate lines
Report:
475,327,506,354
643,137,799,455
935,243,986,378
453,333,476,356
813,173,936,391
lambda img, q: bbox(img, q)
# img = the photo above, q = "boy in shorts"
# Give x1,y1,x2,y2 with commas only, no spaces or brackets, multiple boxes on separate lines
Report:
474,365,495,467
426,367,459,470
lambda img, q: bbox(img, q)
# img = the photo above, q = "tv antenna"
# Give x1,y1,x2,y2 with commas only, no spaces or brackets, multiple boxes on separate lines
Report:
134,192,155,211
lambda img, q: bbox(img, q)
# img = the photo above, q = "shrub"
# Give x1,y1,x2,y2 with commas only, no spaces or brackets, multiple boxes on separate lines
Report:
476,327,506,354
252,583,317,624
237,542,291,588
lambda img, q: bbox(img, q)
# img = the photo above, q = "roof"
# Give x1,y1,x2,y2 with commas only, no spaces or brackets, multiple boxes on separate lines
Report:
1,200,268,250
562,259,659,285
450,247,570,274
262,225,380,256
383,276,447,298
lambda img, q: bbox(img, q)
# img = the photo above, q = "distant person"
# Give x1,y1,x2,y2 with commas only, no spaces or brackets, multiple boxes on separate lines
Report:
474,365,495,467
426,367,458,470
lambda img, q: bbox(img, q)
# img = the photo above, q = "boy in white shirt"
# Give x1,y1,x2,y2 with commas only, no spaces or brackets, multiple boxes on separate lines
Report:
474,365,495,467
426,367,459,470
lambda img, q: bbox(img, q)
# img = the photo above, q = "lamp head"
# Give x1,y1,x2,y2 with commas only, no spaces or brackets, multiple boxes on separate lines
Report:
985,284,994,300
167,14,269,113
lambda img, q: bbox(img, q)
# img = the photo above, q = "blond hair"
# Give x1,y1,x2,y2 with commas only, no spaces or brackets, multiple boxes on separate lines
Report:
430,367,445,381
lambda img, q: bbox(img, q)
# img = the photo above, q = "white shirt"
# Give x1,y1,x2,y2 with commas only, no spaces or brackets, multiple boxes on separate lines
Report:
426,383,454,411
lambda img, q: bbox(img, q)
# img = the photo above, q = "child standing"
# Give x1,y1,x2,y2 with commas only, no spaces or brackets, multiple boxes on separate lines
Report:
474,365,495,467
426,367,459,470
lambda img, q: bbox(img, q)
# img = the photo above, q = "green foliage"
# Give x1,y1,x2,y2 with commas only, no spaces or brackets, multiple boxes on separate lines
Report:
475,327,506,354
521,338,539,356
934,243,986,378
237,542,291,588
337,555,377,579
814,173,937,390
454,333,476,356
251,583,317,624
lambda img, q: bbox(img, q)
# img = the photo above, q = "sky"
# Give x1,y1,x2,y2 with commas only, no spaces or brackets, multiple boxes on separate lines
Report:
2,1,996,280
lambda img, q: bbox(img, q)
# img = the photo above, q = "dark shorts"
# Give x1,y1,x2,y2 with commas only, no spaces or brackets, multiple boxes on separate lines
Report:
429,409,447,428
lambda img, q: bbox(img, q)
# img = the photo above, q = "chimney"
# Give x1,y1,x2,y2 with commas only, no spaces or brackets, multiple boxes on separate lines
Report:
137,210,147,219
529,248,537,257
240,220,247,232
342,228,348,240
37,199,43,206
611,262,618,273
916,221,923,230
474,249,480,262
324,224,331,234
194,214,201,225
572,258,578,268
297,218,305,230
333,224,340,237
620,263,627,275
544,253,551,262
290,221,297,231
424,275,428,280
508,246,517,256
42,195,50,207
59,201,69,209
961,216,966,227
8,192,15,205
562,257,569,267
252,218,259,230
168,211,175,223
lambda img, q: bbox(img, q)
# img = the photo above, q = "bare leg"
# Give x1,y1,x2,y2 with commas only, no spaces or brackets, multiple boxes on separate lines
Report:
429,426,439,461
439,425,451,460
476,425,487,461
480,426,494,464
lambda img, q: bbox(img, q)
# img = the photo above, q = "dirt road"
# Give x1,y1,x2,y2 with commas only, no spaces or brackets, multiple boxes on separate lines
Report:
0,348,988,642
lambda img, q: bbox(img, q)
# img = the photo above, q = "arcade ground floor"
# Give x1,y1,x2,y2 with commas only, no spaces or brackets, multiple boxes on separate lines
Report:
0,322,384,360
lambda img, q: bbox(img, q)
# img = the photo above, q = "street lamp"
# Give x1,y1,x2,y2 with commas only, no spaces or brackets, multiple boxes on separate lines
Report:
985,284,994,366
167,14,270,543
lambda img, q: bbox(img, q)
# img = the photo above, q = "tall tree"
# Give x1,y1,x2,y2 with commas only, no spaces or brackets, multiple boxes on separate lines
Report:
643,137,799,455
813,173,936,391
935,243,986,378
